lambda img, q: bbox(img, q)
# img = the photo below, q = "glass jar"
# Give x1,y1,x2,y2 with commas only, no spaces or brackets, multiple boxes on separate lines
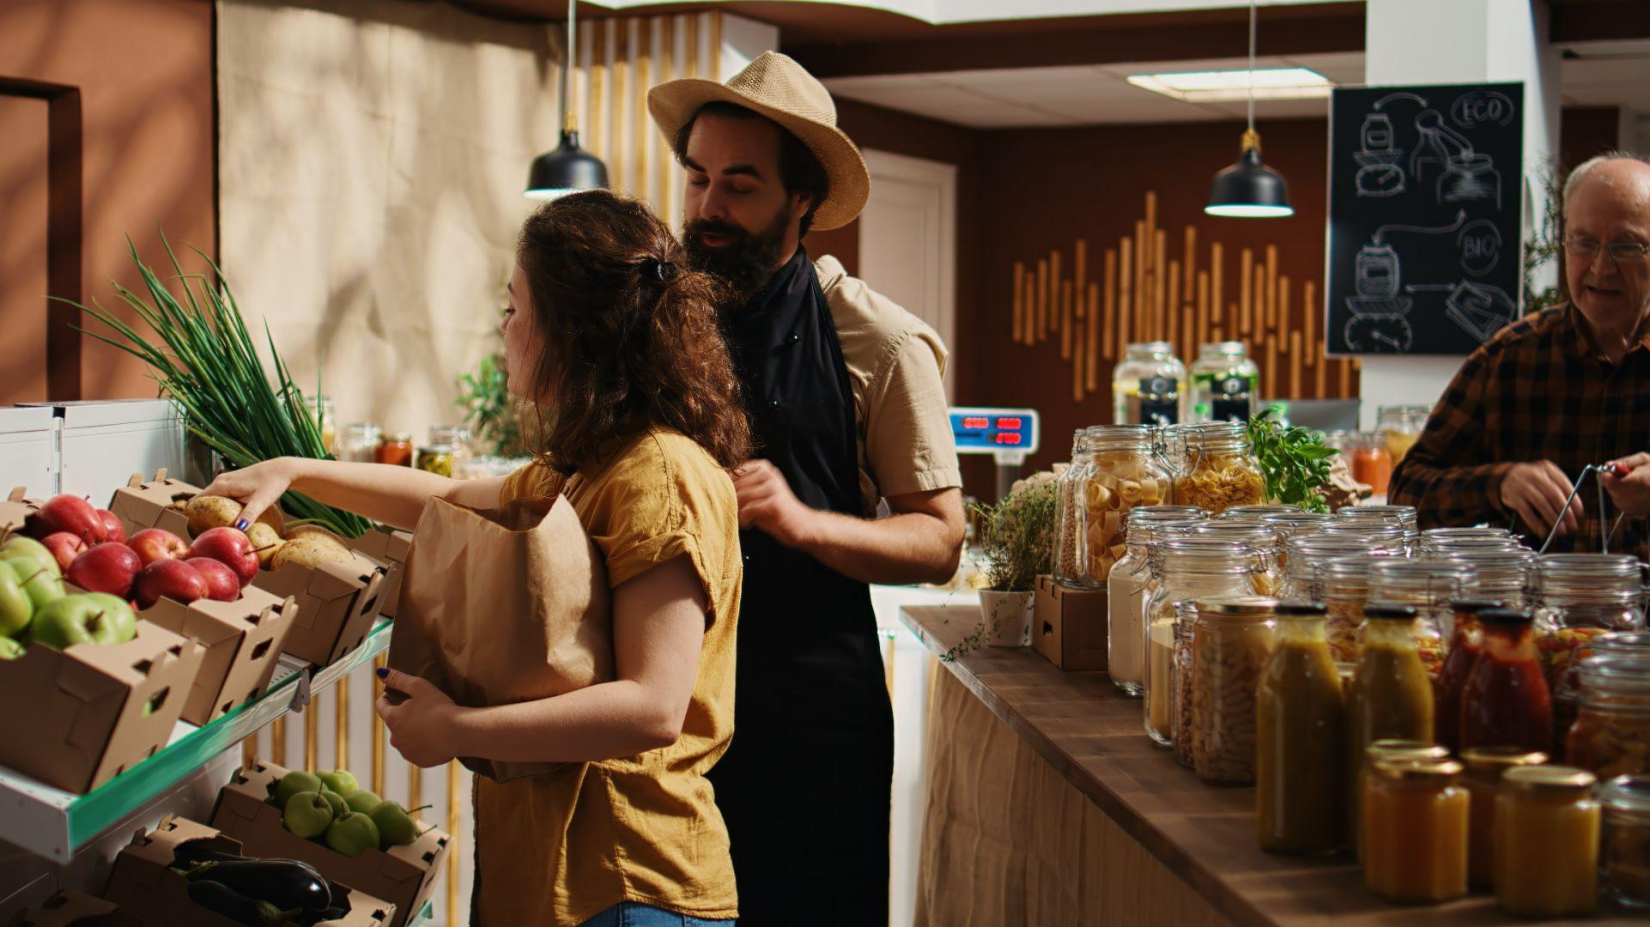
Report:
1377,404,1429,465
1085,425,1172,585
1260,512,1332,569
1143,539,1269,746
1339,503,1418,531
338,422,382,464
1600,774,1650,910
1435,601,1501,753
307,395,338,455
1113,342,1187,426
1189,341,1261,423
1461,747,1548,888
1109,507,1205,696
1442,549,1537,609
416,443,454,477
1219,504,1301,521
1319,554,1376,665
1494,765,1600,917
1351,433,1393,496
1256,602,1344,854
1367,558,1468,676
1535,554,1648,756
1568,654,1650,779
1170,422,1265,516
1363,758,1469,904
1189,523,1284,597
1190,595,1277,785
1172,612,1197,768
1347,604,1438,839
430,425,473,475
1355,739,1450,863
1318,521,1409,551
375,431,414,467
1054,429,1097,586
1460,609,1554,754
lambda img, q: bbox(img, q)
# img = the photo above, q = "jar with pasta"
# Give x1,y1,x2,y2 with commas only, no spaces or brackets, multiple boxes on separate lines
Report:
1318,554,1376,665
1535,554,1647,757
1053,429,1098,586
1600,773,1650,910
1189,523,1282,596
1367,558,1468,677
1086,425,1172,583
1190,595,1277,784
1568,654,1650,779
1170,422,1265,515
1143,538,1269,746
1108,506,1205,696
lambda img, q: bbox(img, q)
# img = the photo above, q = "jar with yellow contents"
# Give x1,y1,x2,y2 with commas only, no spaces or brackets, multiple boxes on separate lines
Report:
1169,422,1265,516
1494,765,1600,917
1459,746,1547,888
1363,758,1469,904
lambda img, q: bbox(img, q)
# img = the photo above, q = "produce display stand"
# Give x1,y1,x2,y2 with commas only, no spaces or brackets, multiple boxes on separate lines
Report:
0,618,392,863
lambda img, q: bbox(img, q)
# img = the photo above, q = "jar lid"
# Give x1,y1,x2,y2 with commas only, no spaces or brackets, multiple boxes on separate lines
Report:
1090,424,1157,449
1538,554,1642,581
1318,522,1407,542
1194,595,1276,617
1341,504,1417,520
1159,538,1259,570
1364,602,1418,621
386,432,413,442
1460,746,1548,770
1373,758,1463,780
1594,632,1650,656
344,421,381,432
1275,600,1327,617
1129,506,1207,525
1199,341,1246,356
420,443,454,454
1425,526,1514,539
1579,654,1650,691
1478,607,1533,627
1125,341,1175,355
1450,599,1507,615
1366,739,1449,762
1503,765,1596,791
1190,523,1277,545
1222,505,1301,519
1599,775,1650,814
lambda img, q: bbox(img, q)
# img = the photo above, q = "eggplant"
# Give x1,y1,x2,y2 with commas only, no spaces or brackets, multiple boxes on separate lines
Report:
185,859,333,913
186,879,300,927
173,838,248,869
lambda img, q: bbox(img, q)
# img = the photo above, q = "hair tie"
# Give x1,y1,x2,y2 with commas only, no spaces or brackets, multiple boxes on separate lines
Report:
646,259,678,283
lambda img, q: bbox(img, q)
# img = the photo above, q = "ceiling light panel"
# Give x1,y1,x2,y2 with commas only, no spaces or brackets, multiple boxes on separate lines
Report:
1127,67,1332,102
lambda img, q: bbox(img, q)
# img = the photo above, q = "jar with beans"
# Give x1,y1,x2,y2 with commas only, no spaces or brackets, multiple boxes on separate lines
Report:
1053,429,1098,587
1190,595,1278,785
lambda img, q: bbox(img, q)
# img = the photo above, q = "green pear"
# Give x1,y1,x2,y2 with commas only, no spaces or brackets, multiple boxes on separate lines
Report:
316,769,358,796
369,800,421,848
84,593,137,644
283,791,333,839
343,789,381,816
324,812,379,857
319,789,347,821
0,637,22,660
1,537,60,579
1,559,64,613
0,561,31,637
30,595,123,649
272,770,324,808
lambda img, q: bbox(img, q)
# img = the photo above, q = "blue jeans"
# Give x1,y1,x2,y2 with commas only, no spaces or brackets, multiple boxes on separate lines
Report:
578,902,734,927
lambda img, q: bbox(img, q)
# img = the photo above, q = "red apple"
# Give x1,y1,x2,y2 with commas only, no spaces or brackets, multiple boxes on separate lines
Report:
128,528,191,566
189,527,258,588
41,532,90,572
133,559,208,609
97,510,126,544
33,495,104,545
185,557,240,602
66,542,143,598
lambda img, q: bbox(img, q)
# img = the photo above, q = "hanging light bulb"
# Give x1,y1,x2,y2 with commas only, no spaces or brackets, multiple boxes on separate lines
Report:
1205,0,1294,218
526,0,608,200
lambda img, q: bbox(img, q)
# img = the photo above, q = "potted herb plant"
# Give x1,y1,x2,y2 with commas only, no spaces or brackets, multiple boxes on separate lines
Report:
970,481,1058,649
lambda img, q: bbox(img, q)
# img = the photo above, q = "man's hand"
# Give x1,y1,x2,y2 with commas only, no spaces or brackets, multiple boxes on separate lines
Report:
1500,461,1583,537
1603,453,1650,517
732,460,815,547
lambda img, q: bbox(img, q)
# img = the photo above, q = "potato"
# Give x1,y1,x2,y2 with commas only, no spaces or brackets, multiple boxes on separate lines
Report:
185,495,243,537
284,523,345,545
246,522,285,569
272,535,354,571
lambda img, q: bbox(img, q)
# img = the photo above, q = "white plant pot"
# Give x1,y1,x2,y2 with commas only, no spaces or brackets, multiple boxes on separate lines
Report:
979,590,1036,648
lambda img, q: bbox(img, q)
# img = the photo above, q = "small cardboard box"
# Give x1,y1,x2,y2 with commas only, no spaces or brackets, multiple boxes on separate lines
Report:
8,889,140,927
343,528,411,619
110,473,391,667
104,816,396,927
0,622,203,794
134,582,298,725
1033,574,1109,671
211,761,450,927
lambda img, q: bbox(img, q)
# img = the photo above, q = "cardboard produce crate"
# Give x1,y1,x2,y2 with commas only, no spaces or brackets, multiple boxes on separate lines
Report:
104,816,396,927
345,528,412,619
211,761,450,927
8,889,140,927
1032,574,1109,671
134,581,298,725
109,473,391,667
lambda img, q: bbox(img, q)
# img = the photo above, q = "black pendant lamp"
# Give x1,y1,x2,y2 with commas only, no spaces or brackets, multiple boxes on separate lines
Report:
525,0,608,200
1205,0,1294,218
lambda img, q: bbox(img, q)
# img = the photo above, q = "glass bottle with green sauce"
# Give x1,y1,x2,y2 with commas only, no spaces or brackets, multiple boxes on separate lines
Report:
1346,603,1437,844
1256,601,1344,854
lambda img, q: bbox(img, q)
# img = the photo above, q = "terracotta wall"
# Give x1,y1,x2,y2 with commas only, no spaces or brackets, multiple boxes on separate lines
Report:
0,0,216,405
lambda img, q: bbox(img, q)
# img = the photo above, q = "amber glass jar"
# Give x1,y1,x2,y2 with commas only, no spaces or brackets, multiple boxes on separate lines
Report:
1459,609,1553,754
1362,758,1470,904
1355,740,1449,864
1256,602,1344,854
1494,765,1600,917
1460,746,1547,888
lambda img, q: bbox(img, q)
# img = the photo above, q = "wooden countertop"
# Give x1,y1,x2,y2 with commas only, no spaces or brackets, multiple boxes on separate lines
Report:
901,604,1633,927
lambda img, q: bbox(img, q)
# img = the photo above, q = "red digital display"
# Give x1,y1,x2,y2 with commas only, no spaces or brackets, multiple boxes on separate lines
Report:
995,417,1023,430
993,433,1023,446
961,416,990,430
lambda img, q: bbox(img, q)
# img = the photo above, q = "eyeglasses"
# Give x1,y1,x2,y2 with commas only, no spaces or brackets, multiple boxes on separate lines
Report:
1563,237,1650,263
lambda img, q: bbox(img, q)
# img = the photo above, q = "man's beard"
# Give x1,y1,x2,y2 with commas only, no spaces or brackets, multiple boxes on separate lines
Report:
682,209,792,308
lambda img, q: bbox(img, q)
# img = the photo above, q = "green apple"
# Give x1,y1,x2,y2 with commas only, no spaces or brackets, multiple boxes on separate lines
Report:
1,559,63,613
29,595,124,649
0,561,31,637
1,537,60,579
343,789,381,816
319,789,347,821
369,800,423,848
84,593,136,644
0,637,22,660
324,812,380,857
272,770,323,809
317,769,358,796
283,791,334,839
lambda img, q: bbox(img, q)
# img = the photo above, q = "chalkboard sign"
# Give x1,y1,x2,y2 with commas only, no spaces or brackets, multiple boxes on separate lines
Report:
1325,83,1524,356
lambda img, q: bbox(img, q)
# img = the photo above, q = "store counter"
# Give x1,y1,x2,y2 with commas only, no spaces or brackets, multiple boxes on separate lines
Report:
901,605,1633,927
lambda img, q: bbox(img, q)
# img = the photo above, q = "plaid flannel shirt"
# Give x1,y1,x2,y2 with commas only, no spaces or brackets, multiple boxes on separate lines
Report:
1388,302,1650,556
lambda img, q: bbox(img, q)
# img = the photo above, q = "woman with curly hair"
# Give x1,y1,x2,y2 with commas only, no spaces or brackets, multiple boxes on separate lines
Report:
202,190,749,927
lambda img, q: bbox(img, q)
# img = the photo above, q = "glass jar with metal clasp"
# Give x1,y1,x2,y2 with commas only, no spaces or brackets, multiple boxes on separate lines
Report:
1535,554,1650,759
1107,506,1206,697
1166,421,1265,516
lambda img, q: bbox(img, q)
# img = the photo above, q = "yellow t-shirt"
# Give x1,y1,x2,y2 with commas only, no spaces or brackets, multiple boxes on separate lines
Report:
473,429,742,926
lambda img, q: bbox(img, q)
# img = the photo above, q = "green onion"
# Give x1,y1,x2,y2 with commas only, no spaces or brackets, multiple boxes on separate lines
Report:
56,233,373,537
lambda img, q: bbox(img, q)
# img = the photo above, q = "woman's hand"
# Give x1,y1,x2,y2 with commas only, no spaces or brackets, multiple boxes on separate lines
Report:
201,458,300,527
1603,453,1650,517
375,668,464,768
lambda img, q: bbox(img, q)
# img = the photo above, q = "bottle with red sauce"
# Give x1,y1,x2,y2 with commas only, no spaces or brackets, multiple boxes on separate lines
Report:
1459,608,1554,753
1435,601,1501,752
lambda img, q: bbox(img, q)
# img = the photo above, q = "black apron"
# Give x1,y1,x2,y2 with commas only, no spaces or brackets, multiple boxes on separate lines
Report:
708,249,894,926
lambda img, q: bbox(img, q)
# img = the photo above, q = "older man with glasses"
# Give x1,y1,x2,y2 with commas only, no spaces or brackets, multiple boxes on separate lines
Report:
1390,151,1650,553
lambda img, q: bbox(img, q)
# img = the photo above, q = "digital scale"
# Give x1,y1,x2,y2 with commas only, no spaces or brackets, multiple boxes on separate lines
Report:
948,406,1040,500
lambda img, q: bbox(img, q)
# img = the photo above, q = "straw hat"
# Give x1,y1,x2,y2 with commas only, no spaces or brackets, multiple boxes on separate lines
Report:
648,51,870,231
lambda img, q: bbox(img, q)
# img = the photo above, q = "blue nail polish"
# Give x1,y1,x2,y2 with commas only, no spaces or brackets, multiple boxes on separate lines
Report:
375,667,389,679
235,519,249,531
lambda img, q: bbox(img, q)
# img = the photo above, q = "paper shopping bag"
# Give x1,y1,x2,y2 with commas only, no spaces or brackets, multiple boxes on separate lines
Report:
387,492,611,781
